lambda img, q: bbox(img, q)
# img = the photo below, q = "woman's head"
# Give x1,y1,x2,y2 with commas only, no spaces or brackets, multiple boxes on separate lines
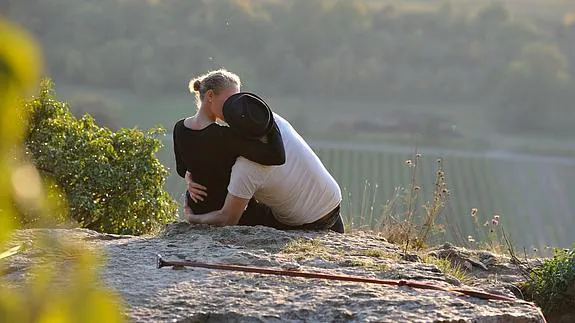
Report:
189,69,241,119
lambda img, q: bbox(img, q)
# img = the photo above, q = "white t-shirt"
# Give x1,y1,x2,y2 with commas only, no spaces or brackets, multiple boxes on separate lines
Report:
227,114,342,226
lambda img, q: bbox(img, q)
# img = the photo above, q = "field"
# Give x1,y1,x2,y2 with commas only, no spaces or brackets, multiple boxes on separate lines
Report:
317,145,575,250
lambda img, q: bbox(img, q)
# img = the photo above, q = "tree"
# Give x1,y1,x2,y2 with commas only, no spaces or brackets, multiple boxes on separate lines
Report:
490,42,575,135
4,0,574,105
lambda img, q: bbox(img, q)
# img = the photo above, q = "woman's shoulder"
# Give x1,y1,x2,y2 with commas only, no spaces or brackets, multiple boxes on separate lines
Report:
216,123,234,134
174,118,224,133
174,120,232,142
173,118,187,132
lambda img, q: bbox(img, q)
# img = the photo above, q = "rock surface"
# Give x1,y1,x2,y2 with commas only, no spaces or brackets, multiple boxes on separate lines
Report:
3,223,546,322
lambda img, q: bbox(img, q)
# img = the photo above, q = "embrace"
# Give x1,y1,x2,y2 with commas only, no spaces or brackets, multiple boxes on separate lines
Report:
173,69,344,233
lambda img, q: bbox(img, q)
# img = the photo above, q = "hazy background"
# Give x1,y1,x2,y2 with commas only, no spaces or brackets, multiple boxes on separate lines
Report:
4,0,575,251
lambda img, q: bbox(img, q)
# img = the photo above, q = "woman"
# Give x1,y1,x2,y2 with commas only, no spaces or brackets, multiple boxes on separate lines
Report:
173,69,285,223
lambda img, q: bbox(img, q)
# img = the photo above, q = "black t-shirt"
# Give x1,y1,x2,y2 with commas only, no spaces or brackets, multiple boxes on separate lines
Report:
172,118,285,215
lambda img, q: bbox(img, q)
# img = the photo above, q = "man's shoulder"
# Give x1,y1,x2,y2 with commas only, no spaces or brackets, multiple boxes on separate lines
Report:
273,113,290,127
235,156,272,169
232,157,274,181
273,113,299,135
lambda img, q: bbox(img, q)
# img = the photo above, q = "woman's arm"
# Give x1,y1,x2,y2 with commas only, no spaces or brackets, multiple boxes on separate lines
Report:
172,125,187,178
227,124,285,166
185,171,207,202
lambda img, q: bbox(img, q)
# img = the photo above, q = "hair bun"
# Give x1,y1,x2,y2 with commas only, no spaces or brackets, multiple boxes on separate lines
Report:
192,80,202,92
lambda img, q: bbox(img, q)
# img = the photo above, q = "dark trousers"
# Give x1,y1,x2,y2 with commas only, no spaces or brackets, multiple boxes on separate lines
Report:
186,191,344,233
239,199,345,233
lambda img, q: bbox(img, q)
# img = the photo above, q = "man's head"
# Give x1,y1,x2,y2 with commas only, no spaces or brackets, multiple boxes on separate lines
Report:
222,92,274,140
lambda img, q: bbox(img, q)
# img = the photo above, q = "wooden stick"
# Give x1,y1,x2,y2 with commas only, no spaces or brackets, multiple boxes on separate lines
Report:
156,254,541,307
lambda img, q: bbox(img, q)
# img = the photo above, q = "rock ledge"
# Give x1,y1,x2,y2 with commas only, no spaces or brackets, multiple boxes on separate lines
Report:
4,223,545,323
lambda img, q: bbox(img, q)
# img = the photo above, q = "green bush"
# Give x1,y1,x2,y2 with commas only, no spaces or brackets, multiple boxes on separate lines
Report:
521,245,575,315
23,79,177,235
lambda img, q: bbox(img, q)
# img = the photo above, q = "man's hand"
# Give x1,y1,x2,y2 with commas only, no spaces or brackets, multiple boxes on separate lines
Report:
185,171,208,202
185,193,249,226
183,204,193,223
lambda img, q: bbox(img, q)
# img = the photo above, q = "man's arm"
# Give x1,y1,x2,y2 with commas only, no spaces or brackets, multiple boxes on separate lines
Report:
186,156,270,226
185,193,249,226
228,124,285,166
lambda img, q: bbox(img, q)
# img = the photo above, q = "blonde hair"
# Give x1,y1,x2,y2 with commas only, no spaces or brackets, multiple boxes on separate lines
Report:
188,69,241,107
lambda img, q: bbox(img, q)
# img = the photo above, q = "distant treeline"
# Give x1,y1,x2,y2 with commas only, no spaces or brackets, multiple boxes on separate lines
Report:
4,0,575,134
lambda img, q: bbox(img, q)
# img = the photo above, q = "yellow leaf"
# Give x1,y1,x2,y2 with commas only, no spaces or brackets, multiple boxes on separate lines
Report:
37,298,70,323
0,18,42,92
0,17,43,148
81,290,126,323
0,244,21,260
0,208,15,247
0,287,29,322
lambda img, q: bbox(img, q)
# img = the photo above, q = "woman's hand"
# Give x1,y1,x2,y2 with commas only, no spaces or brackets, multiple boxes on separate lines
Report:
185,171,208,202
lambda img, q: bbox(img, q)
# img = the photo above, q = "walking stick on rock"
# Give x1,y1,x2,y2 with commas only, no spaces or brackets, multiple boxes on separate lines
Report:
156,254,547,322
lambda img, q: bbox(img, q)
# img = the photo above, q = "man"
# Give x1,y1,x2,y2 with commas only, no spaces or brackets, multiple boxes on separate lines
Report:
184,92,344,233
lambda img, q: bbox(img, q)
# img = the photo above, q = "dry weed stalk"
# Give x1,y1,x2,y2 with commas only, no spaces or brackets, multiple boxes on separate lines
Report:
377,149,450,253
417,158,449,247
468,208,506,253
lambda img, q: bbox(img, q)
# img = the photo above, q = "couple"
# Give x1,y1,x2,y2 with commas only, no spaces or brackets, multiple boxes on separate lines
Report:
173,69,344,233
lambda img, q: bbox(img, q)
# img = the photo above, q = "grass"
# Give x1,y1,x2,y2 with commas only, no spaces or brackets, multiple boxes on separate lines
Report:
466,208,508,254
280,239,393,272
422,255,471,285
279,238,396,271
352,248,398,259
279,238,344,262
280,238,328,254
343,258,390,272
344,149,451,252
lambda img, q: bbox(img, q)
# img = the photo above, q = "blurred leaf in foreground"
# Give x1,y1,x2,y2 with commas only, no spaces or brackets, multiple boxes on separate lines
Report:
0,16,125,323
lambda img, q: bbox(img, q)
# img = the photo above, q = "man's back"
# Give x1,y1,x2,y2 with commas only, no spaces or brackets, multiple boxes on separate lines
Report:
228,114,342,226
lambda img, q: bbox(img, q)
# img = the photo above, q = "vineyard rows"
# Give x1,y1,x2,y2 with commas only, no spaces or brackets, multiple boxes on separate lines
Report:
159,143,575,250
